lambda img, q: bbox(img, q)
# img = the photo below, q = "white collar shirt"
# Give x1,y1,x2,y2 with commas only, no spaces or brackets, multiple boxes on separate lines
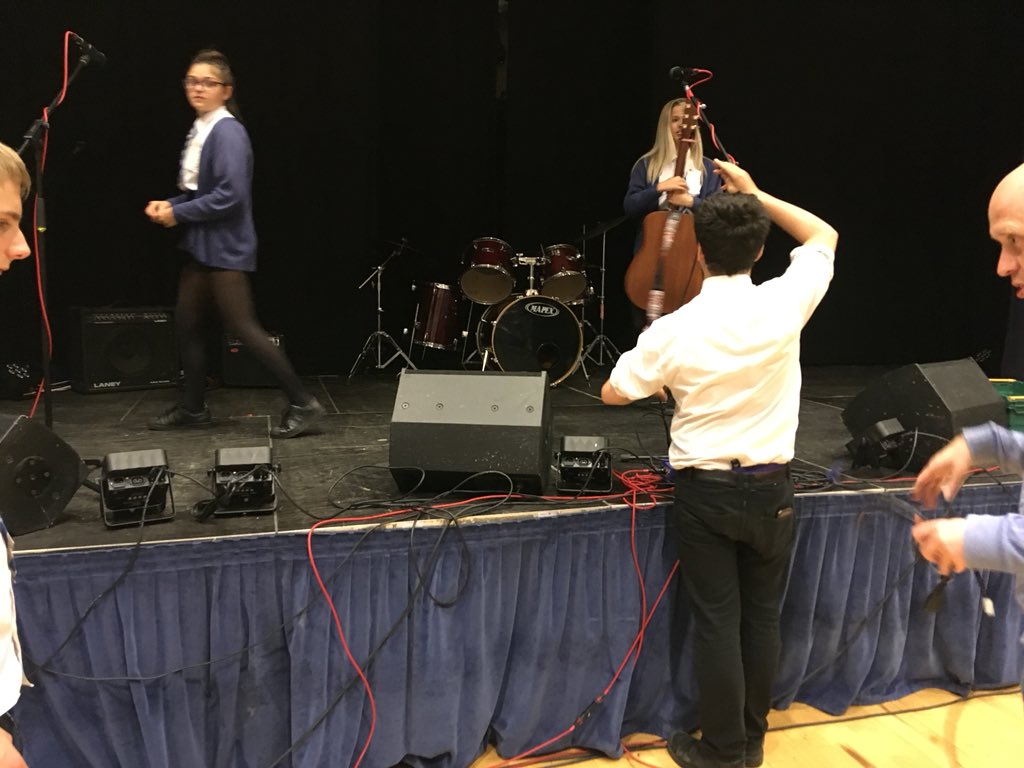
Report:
608,244,835,469
656,151,703,209
0,526,29,716
178,107,233,192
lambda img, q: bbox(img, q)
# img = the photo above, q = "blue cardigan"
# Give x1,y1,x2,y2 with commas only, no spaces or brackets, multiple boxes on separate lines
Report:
623,155,722,252
623,155,722,219
169,117,257,271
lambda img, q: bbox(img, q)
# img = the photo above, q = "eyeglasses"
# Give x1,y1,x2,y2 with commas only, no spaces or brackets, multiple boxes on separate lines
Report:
182,77,226,90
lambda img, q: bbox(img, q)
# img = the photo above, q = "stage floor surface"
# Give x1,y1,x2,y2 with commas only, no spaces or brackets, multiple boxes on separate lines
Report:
2,364,981,553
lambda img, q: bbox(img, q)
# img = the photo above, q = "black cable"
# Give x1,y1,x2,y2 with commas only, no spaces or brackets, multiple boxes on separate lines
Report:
30,467,451,684
191,465,263,521
873,428,922,481
30,518,402,683
326,464,427,516
566,448,612,499
264,506,472,768
25,466,167,674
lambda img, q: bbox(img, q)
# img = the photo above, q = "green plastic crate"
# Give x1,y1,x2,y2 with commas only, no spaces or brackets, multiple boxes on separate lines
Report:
990,379,1024,431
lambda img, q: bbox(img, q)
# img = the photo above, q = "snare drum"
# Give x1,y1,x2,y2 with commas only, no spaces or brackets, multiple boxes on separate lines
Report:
460,237,515,305
412,282,461,350
540,244,588,303
476,295,582,385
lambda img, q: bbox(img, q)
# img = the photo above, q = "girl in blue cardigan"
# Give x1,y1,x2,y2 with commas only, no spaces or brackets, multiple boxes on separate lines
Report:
145,50,323,438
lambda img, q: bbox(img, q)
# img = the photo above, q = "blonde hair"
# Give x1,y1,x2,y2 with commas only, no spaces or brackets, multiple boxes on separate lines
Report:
0,143,30,200
639,98,705,184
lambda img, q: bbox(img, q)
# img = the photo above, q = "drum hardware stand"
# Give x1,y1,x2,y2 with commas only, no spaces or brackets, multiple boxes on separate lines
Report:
347,239,418,381
461,302,481,366
404,288,420,361
582,223,621,368
517,252,545,296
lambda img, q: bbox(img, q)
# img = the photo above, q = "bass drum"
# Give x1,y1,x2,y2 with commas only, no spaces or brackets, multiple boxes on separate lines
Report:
477,295,582,385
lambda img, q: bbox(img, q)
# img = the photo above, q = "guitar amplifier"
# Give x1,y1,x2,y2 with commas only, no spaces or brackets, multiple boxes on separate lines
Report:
70,307,178,393
221,333,285,387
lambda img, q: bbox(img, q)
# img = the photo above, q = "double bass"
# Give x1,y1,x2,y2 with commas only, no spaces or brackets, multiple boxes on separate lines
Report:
623,103,703,321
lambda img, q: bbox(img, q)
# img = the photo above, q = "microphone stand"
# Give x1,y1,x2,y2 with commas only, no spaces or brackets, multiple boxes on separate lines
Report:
17,52,94,428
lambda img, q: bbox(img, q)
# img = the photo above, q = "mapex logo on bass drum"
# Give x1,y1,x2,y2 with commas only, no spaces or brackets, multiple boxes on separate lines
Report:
525,301,559,317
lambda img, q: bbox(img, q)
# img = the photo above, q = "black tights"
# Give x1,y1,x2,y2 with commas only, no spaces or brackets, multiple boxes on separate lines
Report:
176,262,309,412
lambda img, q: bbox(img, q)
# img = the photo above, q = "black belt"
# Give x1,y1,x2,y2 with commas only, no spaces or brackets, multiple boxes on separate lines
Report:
677,463,790,483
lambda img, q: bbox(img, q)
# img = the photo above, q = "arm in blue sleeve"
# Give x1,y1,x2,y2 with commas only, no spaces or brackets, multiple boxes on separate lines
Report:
623,159,661,220
962,422,1024,474
171,122,250,224
963,513,1024,575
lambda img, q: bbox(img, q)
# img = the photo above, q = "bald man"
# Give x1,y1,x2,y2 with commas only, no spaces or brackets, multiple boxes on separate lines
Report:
912,163,1024,621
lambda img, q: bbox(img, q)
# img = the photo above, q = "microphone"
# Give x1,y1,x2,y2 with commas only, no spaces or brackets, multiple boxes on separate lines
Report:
669,66,697,82
71,33,107,66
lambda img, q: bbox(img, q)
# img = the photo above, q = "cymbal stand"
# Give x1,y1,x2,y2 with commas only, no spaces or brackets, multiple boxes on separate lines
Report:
347,240,418,381
582,225,621,367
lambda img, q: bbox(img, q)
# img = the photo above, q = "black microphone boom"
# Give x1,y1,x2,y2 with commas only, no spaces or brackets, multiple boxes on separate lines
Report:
669,66,697,82
71,33,107,67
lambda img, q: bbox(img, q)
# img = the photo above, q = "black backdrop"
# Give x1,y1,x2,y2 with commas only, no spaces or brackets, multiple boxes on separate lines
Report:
1,1,1022,378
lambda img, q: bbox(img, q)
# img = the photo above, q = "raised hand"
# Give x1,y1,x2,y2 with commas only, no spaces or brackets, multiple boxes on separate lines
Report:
712,159,758,195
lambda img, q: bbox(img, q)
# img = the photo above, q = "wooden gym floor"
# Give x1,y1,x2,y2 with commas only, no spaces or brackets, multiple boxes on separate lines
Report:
469,686,1024,767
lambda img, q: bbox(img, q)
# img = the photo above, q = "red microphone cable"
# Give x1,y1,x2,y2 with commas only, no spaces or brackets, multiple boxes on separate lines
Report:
493,472,678,766
304,508,413,767
28,32,74,418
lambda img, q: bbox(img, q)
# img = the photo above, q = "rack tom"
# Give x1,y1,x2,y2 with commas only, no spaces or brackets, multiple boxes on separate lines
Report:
540,244,587,303
461,237,515,305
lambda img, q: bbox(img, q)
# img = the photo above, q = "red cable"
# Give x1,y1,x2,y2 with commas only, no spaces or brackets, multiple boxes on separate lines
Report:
56,32,73,108
27,33,74,418
493,479,679,767
684,68,736,164
305,481,676,766
627,488,648,660
304,513,409,767
622,738,665,768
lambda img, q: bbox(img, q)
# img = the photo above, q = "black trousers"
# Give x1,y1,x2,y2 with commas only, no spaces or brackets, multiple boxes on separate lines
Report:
672,466,795,762
175,261,309,412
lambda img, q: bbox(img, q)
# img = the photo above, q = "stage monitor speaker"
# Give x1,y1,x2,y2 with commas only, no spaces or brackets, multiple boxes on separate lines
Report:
389,370,552,494
0,416,87,536
71,307,178,393
841,358,1007,470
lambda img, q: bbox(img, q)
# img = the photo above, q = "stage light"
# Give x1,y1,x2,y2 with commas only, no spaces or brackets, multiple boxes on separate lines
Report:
201,446,277,518
556,435,612,494
100,449,173,528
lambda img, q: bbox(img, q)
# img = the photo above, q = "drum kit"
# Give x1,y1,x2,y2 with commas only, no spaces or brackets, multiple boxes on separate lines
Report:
350,221,626,386
408,237,603,385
